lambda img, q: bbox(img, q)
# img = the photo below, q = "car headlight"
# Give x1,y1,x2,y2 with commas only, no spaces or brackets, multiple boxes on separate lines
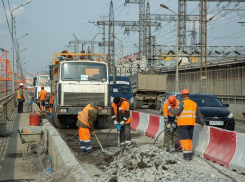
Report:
110,97,114,103
228,112,234,119
58,109,67,113
130,97,134,103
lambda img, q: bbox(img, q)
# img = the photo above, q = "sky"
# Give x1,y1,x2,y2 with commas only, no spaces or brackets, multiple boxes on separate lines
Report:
0,0,245,77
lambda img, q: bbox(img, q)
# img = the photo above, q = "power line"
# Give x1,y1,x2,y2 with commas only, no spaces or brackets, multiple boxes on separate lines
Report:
1,0,11,37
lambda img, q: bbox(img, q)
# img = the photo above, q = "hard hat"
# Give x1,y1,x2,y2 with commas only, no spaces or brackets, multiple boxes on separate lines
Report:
113,97,121,106
168,95,176,106
97,100,104,107
41,85,44,88
20,83,23,86
181,89,190,97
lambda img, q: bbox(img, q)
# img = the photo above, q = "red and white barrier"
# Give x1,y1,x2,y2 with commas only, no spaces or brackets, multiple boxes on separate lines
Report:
145,115,160,139
229,133,245,174
136,113,149,135
203,127,237,168
193,124,210,158
130,111,140,131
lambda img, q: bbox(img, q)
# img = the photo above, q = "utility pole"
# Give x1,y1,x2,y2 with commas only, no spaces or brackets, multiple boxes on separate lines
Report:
101,15,108,54
108,0,115,72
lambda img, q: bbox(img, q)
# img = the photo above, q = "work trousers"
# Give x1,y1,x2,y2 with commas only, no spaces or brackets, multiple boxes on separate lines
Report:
18,101,23,113
120,123,131,144
78,127,93,153
178,125,194,159
163,125,178,148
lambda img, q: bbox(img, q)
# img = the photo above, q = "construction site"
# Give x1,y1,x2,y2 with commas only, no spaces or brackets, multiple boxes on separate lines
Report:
0,0,245,181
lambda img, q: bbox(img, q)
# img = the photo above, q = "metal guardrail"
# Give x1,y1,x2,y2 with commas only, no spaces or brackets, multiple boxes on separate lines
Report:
0,92,16,123
216,95,245,105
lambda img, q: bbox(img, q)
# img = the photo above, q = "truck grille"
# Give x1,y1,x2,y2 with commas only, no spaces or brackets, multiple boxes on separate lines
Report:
64,93,104,106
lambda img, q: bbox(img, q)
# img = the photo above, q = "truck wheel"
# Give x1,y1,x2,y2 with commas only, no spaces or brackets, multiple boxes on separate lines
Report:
138,101,143,109
96,115,110,129
54,115,67,129
134,101,139,109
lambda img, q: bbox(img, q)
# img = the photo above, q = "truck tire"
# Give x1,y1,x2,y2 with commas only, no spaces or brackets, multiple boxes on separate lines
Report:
138,101,143,109
134,101,139,109
54,115,67,129
95,115,110,129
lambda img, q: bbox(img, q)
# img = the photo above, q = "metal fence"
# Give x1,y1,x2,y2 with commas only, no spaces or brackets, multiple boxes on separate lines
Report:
167,62,245,104
0,93,16,123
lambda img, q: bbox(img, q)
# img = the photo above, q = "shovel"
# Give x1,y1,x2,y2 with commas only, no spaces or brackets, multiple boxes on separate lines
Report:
92,132,113,156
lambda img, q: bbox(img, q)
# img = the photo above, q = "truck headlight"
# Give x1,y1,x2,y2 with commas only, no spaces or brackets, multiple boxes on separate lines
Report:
130,97,134,103
58,109,67,113
228,112,234,119
110,97,114,103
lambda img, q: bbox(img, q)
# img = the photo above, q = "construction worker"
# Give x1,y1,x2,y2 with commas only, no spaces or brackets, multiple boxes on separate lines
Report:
111,97,131,145
49,94,55,113
38,85,47,112
17,83,25,113
76,101,104,157
163,95,179,152
168,89,205,161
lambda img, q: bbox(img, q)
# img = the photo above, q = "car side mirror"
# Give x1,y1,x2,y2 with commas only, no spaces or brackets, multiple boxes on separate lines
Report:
224,103,229,107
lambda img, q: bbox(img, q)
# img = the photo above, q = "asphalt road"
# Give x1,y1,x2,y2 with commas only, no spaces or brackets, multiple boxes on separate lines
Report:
135,107,245,134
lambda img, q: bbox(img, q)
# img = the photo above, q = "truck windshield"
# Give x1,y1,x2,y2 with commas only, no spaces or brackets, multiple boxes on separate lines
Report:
37,76,50,86
110,84,132,94
61,62,107,81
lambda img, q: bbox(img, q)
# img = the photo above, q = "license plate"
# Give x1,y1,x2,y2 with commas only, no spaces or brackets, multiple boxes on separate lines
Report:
209,121,224,126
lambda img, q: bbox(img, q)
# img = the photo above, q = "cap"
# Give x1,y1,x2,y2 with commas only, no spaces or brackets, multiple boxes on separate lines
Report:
113,97,121,105
97,100,104,107
20,83,23,86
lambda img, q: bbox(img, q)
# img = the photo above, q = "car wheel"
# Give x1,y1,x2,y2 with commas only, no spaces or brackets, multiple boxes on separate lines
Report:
226,122,235,131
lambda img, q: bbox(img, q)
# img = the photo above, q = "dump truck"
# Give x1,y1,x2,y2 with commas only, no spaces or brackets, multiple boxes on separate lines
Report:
49,52,110,129
129,73,167,110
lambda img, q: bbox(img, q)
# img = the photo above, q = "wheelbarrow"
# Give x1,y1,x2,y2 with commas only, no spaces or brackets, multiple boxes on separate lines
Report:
17,126,44,158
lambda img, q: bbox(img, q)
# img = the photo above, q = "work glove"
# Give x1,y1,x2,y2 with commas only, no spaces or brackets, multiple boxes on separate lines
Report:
168,106,171,109
114,120,118,125
120,121,125,125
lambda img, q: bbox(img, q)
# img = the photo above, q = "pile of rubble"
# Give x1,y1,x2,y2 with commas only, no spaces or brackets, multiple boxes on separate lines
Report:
94,143,232,182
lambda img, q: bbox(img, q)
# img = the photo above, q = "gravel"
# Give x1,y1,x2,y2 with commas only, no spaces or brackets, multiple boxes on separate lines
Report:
94,143,240,182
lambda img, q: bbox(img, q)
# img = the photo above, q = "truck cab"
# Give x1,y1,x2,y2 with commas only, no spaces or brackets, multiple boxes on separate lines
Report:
33,75,51,105
50,53,111,129
109,76,134,110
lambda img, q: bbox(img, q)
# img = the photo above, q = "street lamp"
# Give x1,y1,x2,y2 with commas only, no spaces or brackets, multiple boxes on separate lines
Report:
19,48,27,54
17,33,29,41
11,0,31,93
160,4,179,92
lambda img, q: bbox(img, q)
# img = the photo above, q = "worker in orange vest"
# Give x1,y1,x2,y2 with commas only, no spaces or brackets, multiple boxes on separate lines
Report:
168,89,205,160
76,101,104,157
163,95,180,152
111,97,131,145
38,85,47,112
49,94,55,113
17,83,25,113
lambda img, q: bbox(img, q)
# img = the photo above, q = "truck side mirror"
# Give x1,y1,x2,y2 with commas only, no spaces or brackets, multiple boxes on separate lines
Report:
33,77,36,86
49,65,54,80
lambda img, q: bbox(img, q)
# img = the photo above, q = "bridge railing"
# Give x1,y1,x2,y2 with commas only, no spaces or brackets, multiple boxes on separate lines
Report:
0,93,16,123
216,95,245,105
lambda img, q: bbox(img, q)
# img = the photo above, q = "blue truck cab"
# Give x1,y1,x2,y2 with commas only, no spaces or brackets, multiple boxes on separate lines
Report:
109,76,134,110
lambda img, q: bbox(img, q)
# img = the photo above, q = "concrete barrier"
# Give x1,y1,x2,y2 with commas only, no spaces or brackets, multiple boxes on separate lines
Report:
229,133,245,174
43,120,94,182
136,113,149,135
145,115,160,139
130,111,140,131
203,127,236,168
193,124,210,158
155,116,165,142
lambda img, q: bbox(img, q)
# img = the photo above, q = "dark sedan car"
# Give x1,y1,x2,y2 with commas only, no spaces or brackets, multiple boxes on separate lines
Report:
189,93,235,131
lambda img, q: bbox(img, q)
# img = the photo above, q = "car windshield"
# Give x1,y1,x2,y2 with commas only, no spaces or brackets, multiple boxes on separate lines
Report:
190,97,224,107
110,84,132,94
61,62,107,81
37,76,50,86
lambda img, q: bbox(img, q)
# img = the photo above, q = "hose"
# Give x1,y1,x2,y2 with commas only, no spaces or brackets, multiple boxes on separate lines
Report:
105,126,116,149
153,129,164,145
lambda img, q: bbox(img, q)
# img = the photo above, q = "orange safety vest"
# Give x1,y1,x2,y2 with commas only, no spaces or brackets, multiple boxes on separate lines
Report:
17,89,24,99
39,90,47,101
176,99,197,126
77,104,96,128
112,98,131,124
163,99,179,117
49,94,54,104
